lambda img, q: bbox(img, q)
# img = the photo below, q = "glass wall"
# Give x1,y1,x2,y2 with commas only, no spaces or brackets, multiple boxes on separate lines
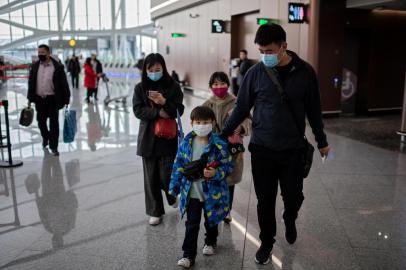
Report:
0,0,155,61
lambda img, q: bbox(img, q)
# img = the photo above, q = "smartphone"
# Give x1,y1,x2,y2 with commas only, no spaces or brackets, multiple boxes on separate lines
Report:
148,90,158,97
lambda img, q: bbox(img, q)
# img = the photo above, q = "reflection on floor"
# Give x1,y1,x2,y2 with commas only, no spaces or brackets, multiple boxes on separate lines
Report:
324,114,404,152
0,79,406,270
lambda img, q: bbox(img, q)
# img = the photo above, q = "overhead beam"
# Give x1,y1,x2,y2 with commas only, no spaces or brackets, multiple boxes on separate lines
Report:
0,18,38,32
0,23,156,51
0,0,52,16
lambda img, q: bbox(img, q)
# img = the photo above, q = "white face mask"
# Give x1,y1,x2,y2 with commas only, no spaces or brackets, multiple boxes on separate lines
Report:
193,124,212,137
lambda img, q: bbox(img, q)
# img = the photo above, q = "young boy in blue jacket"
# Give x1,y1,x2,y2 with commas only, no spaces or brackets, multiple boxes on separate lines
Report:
169,106,233,268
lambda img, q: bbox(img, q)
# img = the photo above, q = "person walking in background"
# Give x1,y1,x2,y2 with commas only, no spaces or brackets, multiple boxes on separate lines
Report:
136,52,146,71
27,44,70,156
132,53,184,226
0,56,5,84
222,24,330,265
84,57,98,103
202,71,251,223
68,55,81,89
234,49,253,96
91,53,103,100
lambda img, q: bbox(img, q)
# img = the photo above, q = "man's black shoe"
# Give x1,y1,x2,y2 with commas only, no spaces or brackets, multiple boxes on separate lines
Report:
285,219,297,244
255,244,272,265
51,149,59,156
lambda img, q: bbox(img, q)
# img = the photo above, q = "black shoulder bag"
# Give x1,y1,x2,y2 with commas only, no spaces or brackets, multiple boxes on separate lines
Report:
264,66,315,179
182,143,221,181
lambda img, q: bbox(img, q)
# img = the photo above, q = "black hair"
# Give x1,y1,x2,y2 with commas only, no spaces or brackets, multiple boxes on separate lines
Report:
240,49,248,55
190,106,216,122
209,71,230,88
141,53,173,90
254,24,286,46
85,57,92,65
38,44,50,52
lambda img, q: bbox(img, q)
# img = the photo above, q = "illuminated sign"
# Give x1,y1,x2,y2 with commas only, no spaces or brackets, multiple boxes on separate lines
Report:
68,38,76,47
171,33,186,38
212,20,225,33
257,18,280,25
288,3,307,24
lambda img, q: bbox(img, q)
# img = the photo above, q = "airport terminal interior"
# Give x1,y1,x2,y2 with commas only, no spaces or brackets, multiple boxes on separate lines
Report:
0,0,406,269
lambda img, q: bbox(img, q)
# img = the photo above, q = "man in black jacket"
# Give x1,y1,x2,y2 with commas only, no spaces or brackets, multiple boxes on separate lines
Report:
91,54,103,100
222,24,330,265
28,44,71,156
235,49,253,96
68,55,81,89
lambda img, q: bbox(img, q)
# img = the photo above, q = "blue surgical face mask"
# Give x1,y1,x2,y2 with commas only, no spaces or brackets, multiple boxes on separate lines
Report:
261,53,279,68
147,71,163,81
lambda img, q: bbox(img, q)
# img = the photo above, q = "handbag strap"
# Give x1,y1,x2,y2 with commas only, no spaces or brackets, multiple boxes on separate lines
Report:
263,64,307,140
176,109,184,142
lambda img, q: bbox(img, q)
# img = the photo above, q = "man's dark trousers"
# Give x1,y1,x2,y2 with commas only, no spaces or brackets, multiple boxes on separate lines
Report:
249,143,304,247
71,74,79,89
35,96,59,150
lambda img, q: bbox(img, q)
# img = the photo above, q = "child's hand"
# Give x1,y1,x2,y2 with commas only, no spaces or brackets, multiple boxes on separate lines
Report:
204,167,216,179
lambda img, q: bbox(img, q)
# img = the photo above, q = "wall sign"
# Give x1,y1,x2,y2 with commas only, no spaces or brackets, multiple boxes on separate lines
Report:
288,3,307,24
257,18,280,25
171,33,186,38
212,20,225,33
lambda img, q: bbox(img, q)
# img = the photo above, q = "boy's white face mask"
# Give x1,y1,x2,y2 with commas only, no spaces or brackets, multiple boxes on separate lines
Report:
193,124,212,137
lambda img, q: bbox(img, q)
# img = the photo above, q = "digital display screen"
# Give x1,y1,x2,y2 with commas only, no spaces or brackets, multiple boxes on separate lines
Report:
288,3,307,24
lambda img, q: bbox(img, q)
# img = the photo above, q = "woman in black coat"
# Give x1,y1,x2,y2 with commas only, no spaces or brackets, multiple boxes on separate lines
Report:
132,53,184,226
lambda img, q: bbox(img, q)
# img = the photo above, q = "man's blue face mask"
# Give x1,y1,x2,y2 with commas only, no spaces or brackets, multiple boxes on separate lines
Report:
147,71,163,81
260,53,279,68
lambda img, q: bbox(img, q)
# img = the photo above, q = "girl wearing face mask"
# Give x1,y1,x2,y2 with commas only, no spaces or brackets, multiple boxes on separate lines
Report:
132,53,185,226
202,72,251,223
169,106,233,268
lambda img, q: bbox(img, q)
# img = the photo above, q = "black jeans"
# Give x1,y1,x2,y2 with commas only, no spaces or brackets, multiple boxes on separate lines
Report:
249,143,304,247
35,96,59,150
229,185,235,210
71,74,79,89
182,198,218,259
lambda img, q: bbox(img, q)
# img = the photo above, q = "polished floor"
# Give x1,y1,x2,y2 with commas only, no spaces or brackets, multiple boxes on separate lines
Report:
0,78,405,270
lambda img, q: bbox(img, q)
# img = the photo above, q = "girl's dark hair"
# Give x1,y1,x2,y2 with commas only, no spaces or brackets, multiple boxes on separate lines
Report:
141,53,173,89
254,24,286,46
209,71,230,88
190,106,216,122
85,57,92,65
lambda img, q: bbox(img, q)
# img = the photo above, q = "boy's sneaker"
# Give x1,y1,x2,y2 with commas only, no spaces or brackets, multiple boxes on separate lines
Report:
224,213,232,224
148,216,162,226
255,244,272,265
202,244,216,256
177,257,194,268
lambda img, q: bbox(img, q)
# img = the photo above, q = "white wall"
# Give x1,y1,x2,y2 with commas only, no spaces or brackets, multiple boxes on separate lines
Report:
155,0,311,90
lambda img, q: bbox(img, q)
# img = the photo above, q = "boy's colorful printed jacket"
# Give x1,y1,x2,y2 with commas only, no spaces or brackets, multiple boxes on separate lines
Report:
169,131,233,227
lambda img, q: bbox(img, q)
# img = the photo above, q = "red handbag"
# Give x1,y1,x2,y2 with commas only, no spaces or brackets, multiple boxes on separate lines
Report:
154,118,177,139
